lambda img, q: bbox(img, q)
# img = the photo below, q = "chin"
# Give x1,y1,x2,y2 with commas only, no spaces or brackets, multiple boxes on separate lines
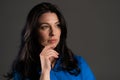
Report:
52,42,59,48
51,43,57,48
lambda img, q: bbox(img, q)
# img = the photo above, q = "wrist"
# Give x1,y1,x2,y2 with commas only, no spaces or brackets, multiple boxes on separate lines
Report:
40,70,50,80
41,69,50,74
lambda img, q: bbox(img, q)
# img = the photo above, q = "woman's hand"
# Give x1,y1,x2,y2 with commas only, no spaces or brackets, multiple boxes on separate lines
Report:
39,44,59,80
39,44,59,72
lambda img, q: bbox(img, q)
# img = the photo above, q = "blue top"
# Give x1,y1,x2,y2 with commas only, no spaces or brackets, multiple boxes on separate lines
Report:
13,55,96,80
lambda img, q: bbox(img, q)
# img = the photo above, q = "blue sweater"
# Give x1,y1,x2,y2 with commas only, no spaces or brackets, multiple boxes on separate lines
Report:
13,55,96,80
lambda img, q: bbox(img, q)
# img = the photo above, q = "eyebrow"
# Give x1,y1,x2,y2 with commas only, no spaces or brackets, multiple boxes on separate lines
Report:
40,21,60,25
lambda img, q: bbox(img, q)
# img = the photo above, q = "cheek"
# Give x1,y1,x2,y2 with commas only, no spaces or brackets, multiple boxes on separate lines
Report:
58,30,61,38
38,31,49,42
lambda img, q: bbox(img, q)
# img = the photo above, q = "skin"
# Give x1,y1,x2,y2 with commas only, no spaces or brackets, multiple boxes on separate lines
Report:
38,12,61,80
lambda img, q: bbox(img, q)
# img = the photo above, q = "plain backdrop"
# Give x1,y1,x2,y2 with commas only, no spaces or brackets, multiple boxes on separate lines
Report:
0,0,120,80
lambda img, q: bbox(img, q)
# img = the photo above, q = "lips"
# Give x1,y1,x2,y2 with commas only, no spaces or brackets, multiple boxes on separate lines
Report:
49,39,57,43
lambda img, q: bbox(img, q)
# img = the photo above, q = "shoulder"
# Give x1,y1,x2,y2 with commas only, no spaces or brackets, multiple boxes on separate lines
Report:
74,54,91,70
74,55,89,70
74,54,96,80
74,54,86,65
13,71,21,80
74,54,90,70
13,71,30,80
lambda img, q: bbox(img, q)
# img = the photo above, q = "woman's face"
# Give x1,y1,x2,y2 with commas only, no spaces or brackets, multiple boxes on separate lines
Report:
38,12,61,48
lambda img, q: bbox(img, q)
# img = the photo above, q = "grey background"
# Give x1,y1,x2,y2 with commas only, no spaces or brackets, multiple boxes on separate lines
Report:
0,0,120,80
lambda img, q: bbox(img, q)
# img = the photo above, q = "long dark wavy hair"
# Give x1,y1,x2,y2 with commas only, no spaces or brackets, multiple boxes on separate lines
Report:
5,2,80,80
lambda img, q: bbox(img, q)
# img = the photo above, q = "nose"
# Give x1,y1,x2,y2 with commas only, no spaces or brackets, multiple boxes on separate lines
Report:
49,27,55,37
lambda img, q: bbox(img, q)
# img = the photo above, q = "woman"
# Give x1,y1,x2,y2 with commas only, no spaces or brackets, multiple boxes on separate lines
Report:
5,2,95,80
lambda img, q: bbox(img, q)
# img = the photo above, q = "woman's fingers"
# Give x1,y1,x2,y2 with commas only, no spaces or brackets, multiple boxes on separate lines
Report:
45,49,59,55
41,49,59,59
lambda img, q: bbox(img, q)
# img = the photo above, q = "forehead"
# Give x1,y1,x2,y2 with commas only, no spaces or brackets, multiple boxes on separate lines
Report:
38,12,59,24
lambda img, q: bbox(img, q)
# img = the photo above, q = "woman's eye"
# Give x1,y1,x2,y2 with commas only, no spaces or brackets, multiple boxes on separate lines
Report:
56,23,61,28
40,26,49,30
